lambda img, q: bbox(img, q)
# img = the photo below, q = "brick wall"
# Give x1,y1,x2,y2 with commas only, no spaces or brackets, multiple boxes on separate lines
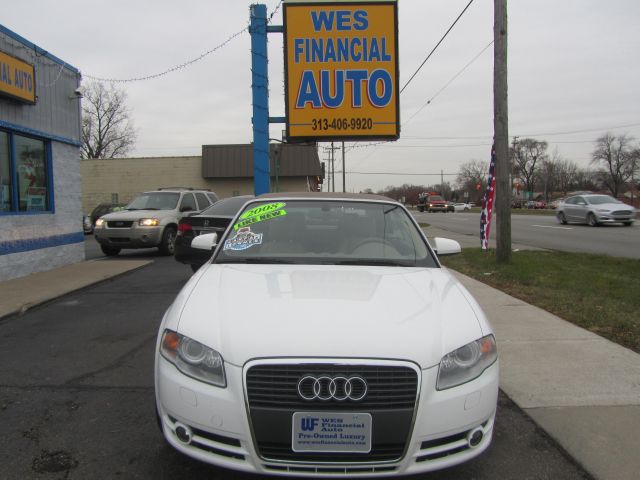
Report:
80,156,312,213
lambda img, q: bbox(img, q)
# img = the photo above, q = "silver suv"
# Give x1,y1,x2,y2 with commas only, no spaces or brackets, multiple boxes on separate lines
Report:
93,188,218,256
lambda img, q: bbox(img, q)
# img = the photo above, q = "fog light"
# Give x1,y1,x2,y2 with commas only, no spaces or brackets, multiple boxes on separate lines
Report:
174,422,193,444
467,427,484,448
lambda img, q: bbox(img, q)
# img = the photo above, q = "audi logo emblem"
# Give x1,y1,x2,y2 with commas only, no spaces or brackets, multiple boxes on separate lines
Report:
297,375,368,401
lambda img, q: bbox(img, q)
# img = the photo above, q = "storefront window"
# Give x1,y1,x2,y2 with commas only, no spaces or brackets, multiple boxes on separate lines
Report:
0,131,11,211
0,131,51,214
15,135,48,211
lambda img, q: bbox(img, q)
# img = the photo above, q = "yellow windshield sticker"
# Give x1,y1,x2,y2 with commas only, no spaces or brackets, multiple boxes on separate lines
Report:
234,202,287,230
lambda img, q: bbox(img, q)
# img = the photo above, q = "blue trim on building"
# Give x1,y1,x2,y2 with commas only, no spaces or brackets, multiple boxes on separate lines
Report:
0,120,80,147
0,24,80,74
0,232,84,256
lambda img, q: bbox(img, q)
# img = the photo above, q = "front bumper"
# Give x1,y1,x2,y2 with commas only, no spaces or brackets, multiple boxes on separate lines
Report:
94,225,163,248
155,356,499,477
594,212,635,224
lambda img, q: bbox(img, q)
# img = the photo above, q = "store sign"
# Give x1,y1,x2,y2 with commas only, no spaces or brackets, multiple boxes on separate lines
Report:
0,50,36,104
284,0,399,141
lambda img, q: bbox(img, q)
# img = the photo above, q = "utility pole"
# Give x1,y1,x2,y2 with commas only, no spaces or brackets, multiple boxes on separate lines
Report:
331,141,335,192
494,0,511,263
342,142,346,192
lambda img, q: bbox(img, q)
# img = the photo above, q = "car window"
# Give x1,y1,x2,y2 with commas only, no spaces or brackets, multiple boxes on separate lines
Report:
206,192,219,203
127,192,180,210
201,196,252,216
195,192,210,210
586,195,618,205
214,200,437,267
179,193,197,212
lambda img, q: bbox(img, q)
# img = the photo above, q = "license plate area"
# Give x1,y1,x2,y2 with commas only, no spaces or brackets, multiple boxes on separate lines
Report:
292,412,372,453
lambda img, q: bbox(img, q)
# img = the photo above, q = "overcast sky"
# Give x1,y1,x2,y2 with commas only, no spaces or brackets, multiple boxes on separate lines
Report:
3,0,639,192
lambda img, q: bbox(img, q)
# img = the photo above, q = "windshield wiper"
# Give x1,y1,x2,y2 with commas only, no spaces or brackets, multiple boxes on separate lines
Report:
216,258,297,264
335,259,414,267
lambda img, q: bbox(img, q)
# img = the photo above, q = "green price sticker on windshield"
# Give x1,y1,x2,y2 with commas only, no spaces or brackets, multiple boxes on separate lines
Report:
240,202,286,220
234,202,287,230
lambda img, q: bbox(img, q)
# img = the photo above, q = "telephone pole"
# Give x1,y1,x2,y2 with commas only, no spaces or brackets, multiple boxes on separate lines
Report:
494,0,511,263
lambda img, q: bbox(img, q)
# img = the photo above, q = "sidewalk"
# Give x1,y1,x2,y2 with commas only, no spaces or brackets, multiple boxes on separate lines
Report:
0,259,151,319
1,252,639,479
425,225,640,480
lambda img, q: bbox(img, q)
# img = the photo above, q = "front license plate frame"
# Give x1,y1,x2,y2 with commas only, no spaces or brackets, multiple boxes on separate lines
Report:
292,412,372,453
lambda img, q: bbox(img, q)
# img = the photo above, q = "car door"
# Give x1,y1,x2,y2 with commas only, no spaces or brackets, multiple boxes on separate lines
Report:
179,193,197,216
568,196,588,222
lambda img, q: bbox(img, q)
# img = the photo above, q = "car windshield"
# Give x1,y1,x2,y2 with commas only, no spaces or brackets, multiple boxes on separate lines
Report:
214,200,437,267
127,192,180,210
429,196,444,201
585,195,619,205
200,196,252,216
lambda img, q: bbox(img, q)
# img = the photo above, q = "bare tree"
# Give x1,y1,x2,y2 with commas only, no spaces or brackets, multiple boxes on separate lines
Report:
551,154,579,195
511,138,548,195
591,133,638,197
456,159,488,203
81,81,136,159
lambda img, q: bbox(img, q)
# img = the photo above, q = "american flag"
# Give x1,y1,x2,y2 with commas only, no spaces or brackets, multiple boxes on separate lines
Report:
480,145,497,250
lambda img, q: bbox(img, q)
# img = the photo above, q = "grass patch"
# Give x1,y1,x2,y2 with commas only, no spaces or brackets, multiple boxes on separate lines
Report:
440,249,640,353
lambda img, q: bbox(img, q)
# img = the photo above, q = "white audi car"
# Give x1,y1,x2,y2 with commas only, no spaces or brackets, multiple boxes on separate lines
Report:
154,193,499,476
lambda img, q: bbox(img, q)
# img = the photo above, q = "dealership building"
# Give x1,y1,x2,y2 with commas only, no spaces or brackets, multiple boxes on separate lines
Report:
0,25,84,281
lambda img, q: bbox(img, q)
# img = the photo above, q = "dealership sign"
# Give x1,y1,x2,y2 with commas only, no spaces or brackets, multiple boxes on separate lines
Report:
284,0,399,141
0,50,36,104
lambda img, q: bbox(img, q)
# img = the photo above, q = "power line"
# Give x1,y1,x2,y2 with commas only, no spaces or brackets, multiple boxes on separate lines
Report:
335,171,459,176
84,26,248,83
400,0,476,94
403,40,494,125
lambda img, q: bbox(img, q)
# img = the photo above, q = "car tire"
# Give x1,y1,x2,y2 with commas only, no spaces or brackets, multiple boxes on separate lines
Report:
418,206,424,212
159,227,177,256
558,212,568,225
100,245,121,256
587,213,599,227
623,221,633,227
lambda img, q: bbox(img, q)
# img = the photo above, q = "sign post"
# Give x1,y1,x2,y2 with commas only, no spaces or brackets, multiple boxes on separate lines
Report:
250,4,271,196
283,0,399,142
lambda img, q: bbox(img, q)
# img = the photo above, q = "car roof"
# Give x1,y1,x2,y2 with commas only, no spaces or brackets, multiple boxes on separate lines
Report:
257,192,397,203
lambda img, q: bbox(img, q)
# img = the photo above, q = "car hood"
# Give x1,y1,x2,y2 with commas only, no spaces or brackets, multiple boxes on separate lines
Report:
173,264,487,369
590,202,634,211
100,209,173,220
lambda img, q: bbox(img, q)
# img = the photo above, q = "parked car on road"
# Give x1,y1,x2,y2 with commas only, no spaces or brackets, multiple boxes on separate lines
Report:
557,194,636,226
175,195,253,272
94,188,218,256
454,202,471,212
89,203,126,227
155,193,499,476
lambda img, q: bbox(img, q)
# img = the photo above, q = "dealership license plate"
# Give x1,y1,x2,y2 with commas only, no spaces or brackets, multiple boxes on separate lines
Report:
292,412,372,453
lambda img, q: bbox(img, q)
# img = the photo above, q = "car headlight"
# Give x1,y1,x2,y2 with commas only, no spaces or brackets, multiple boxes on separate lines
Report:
139,218,160,226
95,218,105,227
437,335,497,390
160,329,226,387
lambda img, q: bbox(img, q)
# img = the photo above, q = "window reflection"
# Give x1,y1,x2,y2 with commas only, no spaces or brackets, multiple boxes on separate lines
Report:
15,135,48,211
0,131,11,211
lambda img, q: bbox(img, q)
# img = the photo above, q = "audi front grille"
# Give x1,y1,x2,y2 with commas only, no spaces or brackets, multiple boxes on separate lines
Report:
245,361,419,463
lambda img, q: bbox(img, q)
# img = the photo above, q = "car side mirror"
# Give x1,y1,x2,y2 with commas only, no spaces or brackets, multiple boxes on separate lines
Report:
432,237,462,256
191,232,218,251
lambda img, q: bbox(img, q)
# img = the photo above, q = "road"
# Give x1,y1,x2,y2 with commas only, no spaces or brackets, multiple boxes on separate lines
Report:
413,211,640,258
0,238,592,479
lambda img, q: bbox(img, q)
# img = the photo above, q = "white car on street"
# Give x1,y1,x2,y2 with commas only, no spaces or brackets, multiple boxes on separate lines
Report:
154,193,499,476
453,202,471,212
